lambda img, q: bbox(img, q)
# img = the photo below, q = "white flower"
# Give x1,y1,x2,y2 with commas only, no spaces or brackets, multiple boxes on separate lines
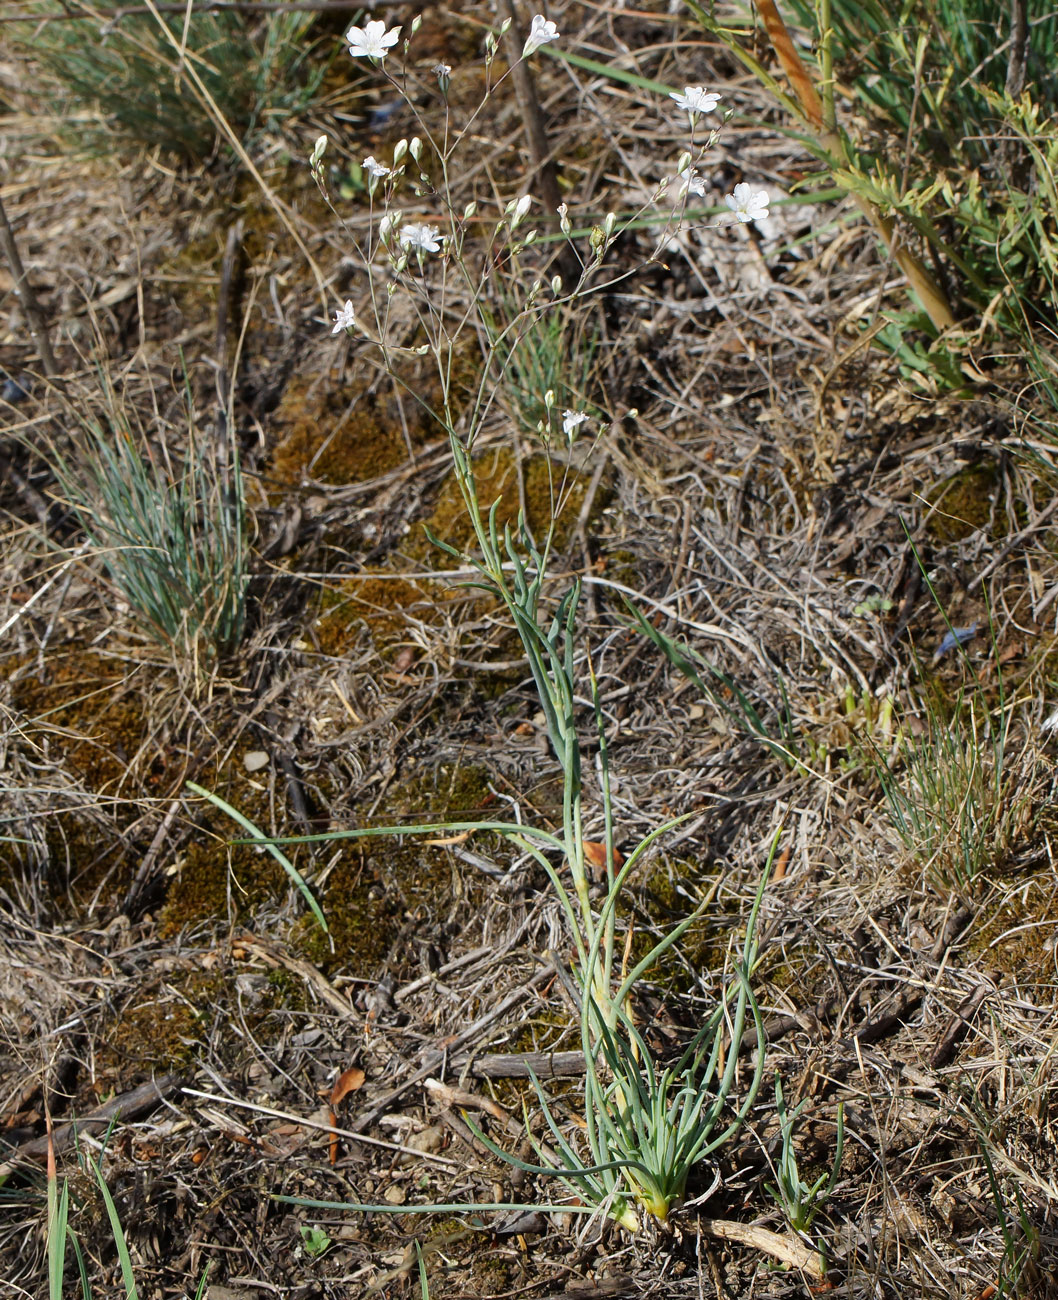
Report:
362,156,390,180
674,165,707,200
1043,705,1058,734
331,301,355,334
345,20,401,60
433,62,452,81
724,182,770,224
670,86,721,121
562,409,588,438
522,14,559,57
399,223,443,254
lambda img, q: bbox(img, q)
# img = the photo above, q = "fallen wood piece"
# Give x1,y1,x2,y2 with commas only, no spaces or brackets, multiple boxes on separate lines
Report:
698,1217,826,1279
0,1073,181,1176
930,982,992,1068
852,988,923,1045
455,1050,586,1080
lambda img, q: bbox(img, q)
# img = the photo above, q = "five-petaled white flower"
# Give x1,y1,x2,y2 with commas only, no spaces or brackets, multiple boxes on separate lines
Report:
670,86,721,121
331,301,355,334
725,183,770,224
362,156,390,180
399,223,443,254
345,20,401,60
562,409,588,438
523,14,559,57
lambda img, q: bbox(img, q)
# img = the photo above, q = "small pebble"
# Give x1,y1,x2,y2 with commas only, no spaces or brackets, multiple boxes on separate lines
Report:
243,751,270,772
407,1125,444,1154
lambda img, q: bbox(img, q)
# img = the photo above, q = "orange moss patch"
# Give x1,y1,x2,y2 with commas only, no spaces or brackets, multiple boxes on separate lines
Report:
313,568,457,657
417,446,596,562
267,373,424,490
10,649,164,795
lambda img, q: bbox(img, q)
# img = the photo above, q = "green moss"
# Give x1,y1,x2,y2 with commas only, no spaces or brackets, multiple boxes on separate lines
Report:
0,810,128,915
160,833,288,936
159,771,293,935
966,871,1058,983
97,971,222,1078
621,858,735,995
926,462,1002,544
298,763,501,977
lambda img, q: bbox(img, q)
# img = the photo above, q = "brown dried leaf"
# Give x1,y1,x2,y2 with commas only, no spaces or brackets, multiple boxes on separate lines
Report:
330,1066,366,1108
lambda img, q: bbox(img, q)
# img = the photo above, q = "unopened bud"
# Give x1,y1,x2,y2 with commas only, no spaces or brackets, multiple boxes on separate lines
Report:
393,138,408,165
551,274,562,294
410,136,423,164
463,201,477,220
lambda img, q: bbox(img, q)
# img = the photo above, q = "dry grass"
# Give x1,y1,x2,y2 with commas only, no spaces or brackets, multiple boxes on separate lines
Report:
1,2,1057,1298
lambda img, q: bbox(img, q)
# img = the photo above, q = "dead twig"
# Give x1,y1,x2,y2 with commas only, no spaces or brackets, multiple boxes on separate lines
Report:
697,1217,826,1279
0,194,57,376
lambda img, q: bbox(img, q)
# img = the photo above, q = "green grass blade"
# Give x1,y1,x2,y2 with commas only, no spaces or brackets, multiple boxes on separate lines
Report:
186,782,328,932
46,1176,69,1300
88,1155,139,1300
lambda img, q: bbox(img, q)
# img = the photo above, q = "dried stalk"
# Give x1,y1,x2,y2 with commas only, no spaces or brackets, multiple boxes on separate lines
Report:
0,193,58,376
754,0,955,332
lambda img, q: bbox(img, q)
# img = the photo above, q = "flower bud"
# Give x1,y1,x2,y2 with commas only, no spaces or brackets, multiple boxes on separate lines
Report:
393,138,408,165
410,14,422,36
551,274,562,294
463,201,477,220
410,136,423,164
